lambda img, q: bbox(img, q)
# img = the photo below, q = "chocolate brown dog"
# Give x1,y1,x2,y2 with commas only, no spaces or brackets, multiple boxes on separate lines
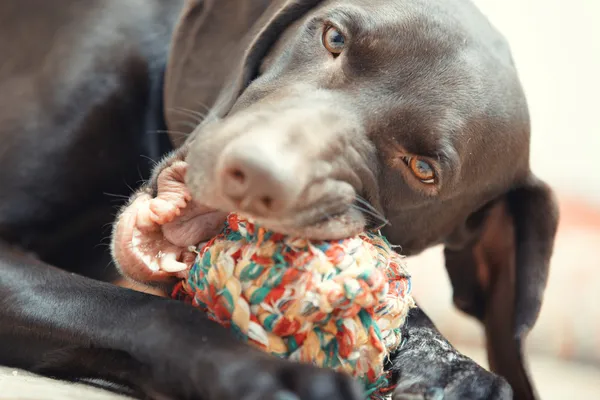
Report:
0,1,558,400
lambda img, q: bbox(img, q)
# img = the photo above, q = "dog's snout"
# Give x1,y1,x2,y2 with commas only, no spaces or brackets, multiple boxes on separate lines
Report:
218,143,298,216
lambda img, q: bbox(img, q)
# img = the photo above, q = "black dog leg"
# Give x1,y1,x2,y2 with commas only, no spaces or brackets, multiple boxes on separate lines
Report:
0,243,362,400
389,307,512,400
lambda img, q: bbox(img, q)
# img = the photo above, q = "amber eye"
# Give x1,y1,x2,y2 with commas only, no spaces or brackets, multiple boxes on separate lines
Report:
322,25,345,55
406,157,436,184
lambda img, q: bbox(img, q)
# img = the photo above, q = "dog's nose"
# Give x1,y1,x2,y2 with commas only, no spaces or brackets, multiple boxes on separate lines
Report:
217,143,298,216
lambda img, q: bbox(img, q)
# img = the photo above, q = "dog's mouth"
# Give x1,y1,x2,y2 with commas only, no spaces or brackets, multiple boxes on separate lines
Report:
244,197,387,241
245,206,365,241
111,191,228,284
112,198,365,285
111,161,381,285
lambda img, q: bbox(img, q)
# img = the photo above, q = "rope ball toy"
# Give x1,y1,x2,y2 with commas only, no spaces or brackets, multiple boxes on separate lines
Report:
172,213,415,399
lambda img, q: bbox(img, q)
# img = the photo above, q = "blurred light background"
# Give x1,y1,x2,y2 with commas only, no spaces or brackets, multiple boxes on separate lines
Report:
410,0,600,398
1,0,598,399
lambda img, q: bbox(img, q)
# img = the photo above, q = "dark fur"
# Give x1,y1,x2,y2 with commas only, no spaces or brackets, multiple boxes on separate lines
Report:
0,1,558,399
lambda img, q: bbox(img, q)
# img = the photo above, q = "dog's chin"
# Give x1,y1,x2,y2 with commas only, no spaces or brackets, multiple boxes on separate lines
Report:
241,207,367,241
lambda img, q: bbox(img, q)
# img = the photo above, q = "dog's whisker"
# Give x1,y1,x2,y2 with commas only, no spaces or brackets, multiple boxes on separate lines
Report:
168,107,208,123
358,213,381,229
150,129,190,138
350,203,389,226
179,120,201,130
139,154,159,168
354,195,381,215
354,196,376,213
166,108,211,131
95,240,112,250
352,196,388,224
178,106,208,119
192,100,212,114
136,165,145,185
100,225,115,236
123,181,137,195
103,192,131,200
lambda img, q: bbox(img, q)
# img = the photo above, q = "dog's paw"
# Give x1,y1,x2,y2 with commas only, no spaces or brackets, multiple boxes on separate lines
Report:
141,332,364,400
389,326,512,400
127,302,365,400
392,362,512,400
208,357,364,400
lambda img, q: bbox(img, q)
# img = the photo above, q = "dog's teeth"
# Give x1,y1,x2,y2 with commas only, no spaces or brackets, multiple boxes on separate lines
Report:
148,258,160,271
160,253,188,272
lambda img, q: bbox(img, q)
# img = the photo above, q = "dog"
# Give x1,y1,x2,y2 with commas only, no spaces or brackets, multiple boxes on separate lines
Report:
0,1,558,399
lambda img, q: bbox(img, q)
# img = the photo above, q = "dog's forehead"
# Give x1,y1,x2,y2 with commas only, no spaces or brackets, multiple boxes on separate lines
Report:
317,0,472,94
319,0,458,39
309,1,529,187
315,3,473,149
253,0,530,189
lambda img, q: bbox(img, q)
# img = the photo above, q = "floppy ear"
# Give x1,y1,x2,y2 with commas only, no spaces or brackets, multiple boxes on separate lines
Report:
444,175,559,400
164,0,323,147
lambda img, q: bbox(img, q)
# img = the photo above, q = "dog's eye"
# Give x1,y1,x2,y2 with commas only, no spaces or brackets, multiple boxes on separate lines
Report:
322,25,345,56
405,157,436,184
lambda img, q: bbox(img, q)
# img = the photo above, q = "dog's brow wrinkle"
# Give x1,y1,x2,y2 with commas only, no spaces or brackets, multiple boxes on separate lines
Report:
320,5,371,32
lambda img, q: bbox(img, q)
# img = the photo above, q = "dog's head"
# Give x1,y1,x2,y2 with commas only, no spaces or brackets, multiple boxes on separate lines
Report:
164,0,559,398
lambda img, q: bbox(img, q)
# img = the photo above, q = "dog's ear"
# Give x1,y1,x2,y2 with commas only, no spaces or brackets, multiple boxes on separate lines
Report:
164,0,323,146
443,174,559,400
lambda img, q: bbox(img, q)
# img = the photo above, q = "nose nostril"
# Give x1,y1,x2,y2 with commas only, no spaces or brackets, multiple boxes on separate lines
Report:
228,168,246,184
260,196,273,210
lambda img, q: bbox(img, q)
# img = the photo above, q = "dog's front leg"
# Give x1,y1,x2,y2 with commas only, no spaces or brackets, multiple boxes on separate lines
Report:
389,307,512,400
0,242,363,400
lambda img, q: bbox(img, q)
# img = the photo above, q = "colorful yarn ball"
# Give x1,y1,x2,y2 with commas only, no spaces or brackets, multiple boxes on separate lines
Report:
172,213,415,399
